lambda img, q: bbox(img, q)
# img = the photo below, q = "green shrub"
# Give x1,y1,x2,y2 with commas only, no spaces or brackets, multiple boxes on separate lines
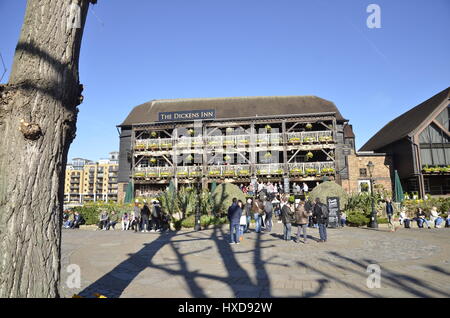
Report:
309,181,348,207
181,215,196,228
180,215,229,228
211,183,246,216
346,210,370,227
377,217,388,224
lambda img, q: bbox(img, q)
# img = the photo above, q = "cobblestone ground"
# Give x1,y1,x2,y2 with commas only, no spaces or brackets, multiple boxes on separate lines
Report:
60,222,450,298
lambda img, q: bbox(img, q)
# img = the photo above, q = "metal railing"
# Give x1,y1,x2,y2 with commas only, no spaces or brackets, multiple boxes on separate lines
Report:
134,130,334,151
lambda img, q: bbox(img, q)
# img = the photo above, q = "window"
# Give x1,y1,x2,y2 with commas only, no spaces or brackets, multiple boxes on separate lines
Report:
359,168,367,177
419,122,450,167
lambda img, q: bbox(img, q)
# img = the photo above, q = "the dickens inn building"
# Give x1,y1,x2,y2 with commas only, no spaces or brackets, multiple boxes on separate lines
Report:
117,95,393,201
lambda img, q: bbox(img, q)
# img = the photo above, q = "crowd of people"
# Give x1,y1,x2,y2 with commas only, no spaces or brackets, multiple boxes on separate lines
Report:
238,181,312,197
227,192,332,244
398,206,450,229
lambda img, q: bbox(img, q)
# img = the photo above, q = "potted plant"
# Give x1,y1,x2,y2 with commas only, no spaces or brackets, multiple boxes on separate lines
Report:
264,152,272,158
226,127,234,134
224,155,231,162
305,123,313,130
186,154,194,162
188,129,194,136
289,137,301,143
306,152,314,160
151,131,157,138
150,158,157,164
238,169,249,176
265,124,272,132
304,137,315,143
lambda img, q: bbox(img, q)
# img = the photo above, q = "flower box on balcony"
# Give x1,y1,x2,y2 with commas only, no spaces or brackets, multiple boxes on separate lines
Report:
146,173,158,178
135,144,146,151
305,168,317,175
321,168,335,175
177,171,188,177
238,170,250,175
290,168,302,174
160,143,172,148
303,137,315,143
134,173,145,178
223,140,234,146
319,136,333,143
273,169,284,174
209,171,220,176
257,170,268,175
190,171,201,177
289,137,301,143
192,141,202,146
224,171,235,176
238,140,249,145
160,172,172,177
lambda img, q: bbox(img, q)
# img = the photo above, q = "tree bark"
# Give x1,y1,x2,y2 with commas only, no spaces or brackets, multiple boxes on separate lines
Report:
0,0,91,297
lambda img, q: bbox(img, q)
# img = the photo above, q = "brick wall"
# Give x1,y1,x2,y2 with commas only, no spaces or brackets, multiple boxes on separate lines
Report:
342,153,393,195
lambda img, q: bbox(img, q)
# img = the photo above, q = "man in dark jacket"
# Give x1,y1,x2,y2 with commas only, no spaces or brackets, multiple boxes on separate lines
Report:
228,198,242,244
312,198,328,242
385,198,394,227
140,201,150,233
281,202,295,241
263,199,273,232
151,200,162,232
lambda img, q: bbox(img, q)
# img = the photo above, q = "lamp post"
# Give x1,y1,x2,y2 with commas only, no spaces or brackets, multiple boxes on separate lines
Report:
367,161,378,228
194,164,202,231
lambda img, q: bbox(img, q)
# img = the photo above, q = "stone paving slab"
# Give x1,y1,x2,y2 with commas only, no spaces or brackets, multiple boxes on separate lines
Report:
60,224,450,298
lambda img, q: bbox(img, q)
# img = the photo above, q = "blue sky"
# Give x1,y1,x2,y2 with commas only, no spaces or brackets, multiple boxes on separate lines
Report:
1,0,449,161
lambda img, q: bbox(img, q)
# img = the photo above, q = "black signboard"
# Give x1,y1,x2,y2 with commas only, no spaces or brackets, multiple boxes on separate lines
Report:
158,109,215,122
326,196,340,228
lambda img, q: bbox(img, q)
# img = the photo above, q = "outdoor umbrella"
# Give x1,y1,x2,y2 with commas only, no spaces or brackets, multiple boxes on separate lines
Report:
394,170,404,203
124,181,134,204
211,181,217,193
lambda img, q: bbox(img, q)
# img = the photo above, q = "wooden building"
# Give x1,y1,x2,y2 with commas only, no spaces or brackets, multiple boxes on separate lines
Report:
117,96,356,200
360,87,450,197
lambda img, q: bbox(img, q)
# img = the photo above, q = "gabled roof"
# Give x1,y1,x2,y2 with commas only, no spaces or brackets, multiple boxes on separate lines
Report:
360,87,450,151
119,95,347,126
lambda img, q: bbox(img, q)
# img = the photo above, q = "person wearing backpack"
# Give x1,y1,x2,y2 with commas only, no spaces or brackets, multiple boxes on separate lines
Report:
294,200,311,243
281,202,295,241
263,199,274,232
312,198,329,242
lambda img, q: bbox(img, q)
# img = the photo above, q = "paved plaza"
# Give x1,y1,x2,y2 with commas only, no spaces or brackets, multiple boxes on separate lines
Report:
60,223,450,298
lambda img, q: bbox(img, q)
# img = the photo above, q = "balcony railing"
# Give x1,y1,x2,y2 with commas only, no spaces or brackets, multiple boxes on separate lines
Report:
134,130,334,151
133,162,335,179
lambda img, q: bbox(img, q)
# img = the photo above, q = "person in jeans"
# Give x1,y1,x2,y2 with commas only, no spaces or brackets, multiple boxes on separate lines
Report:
294,200,311,243
244,198,252,233
122,212,130,230
264,198,273,232
99,211,109,230
227,198,242,244
340,211,347,227
386,198,394,228
150,200,162,232
107,211,119,230
415,208,431,229
252,198,264,233
140,201,151,232
313,198,328,242
281,202,294,241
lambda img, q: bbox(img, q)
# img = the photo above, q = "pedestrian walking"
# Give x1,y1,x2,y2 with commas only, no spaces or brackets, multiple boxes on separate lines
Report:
386,198,394,228
252,197,264,233
281,202,295,241
313,198,329,242
132,200,141,232
151,200,162,232
264,198,273,232
140,201,150,232
227,198,242,244
294,200,311,243
244,198,252,233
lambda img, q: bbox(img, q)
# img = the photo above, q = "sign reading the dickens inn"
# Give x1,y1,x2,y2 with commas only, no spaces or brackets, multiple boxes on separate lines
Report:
326,197,340,228
158,109,216,122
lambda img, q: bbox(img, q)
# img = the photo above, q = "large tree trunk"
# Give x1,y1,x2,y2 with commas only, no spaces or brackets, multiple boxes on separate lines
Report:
0,0,92,297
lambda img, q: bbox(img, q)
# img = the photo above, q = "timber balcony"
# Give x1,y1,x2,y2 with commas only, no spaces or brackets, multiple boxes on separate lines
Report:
133,131,334,152
133,162,335,181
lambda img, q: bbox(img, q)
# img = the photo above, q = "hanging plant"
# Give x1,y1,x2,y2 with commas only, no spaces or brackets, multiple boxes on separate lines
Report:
150,157,157,164
151,131,157,138
305,123,313,130
264,152,272,158
188,129,194,136
306,152,314,159
224,155,231,161
186,154,193,162
226,127,233,133
265,124,272,132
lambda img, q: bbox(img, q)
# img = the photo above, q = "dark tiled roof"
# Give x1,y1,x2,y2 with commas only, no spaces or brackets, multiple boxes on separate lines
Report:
360,87,450,152
344,124,355,138
119,95,346,126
